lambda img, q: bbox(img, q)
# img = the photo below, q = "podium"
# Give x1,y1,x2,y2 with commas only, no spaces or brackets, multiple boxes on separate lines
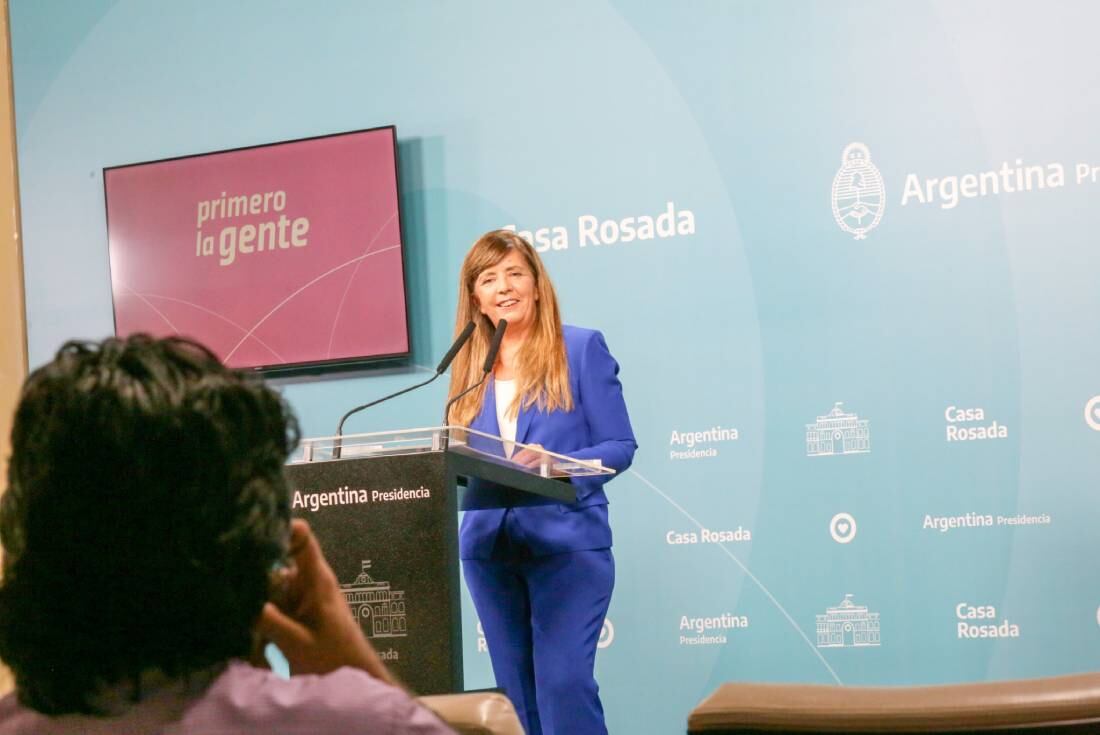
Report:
283,426,613,694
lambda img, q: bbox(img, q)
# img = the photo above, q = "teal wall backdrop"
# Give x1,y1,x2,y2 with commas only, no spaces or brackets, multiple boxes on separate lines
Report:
10,2,1100,732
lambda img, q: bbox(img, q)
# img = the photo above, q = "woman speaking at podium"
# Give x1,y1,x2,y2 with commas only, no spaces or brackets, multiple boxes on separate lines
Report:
446,229,636,735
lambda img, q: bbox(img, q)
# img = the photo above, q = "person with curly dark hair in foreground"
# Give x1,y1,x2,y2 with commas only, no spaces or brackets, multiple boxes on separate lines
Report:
0,335,453,734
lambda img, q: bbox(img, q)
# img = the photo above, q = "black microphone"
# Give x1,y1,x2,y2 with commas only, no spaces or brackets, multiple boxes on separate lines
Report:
332,321,475,459
443,318,507,428
483,318,508,373
437,321,476,374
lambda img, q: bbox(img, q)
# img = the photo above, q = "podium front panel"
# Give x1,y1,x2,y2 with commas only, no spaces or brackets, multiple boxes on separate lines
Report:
283,451,459,694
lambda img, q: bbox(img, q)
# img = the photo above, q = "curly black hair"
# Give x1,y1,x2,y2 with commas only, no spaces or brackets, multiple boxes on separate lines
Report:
0,334,300,715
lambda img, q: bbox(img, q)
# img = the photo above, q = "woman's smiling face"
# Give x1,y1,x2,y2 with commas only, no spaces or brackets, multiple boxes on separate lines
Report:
473,249,538,335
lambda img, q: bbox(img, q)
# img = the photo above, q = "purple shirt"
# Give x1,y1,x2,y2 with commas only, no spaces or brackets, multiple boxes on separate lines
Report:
0,661,455,734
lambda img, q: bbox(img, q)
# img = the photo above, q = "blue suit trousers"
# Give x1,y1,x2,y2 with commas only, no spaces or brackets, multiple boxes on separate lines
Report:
463,510,614,735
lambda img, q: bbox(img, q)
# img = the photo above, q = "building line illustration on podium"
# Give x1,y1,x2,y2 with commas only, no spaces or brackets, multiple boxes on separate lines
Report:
340,560,409,639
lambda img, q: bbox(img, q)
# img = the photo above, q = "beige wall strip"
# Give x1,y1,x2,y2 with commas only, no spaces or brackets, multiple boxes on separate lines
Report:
0,0,28,696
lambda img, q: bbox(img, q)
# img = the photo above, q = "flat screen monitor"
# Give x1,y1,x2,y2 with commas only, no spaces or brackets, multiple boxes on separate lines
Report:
103,125,410,371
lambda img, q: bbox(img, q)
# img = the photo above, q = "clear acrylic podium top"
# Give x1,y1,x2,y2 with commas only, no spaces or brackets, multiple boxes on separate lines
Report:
289,425,615,481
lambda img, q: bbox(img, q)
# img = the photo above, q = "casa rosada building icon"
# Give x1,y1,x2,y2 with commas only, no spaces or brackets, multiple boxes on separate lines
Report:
806,402,871,457
341,560,408,638
816,594,881,648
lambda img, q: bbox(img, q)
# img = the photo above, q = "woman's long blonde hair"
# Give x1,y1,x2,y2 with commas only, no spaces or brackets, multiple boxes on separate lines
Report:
446,229,573,427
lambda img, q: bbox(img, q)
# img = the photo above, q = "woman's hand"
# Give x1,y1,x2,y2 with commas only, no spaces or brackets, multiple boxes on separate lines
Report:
511,442,548,468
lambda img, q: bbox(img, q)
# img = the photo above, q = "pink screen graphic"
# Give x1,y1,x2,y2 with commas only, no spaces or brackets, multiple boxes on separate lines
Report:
104,127,409,370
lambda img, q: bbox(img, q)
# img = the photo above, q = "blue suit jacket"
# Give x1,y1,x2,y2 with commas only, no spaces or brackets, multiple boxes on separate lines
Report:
458,325,637,559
